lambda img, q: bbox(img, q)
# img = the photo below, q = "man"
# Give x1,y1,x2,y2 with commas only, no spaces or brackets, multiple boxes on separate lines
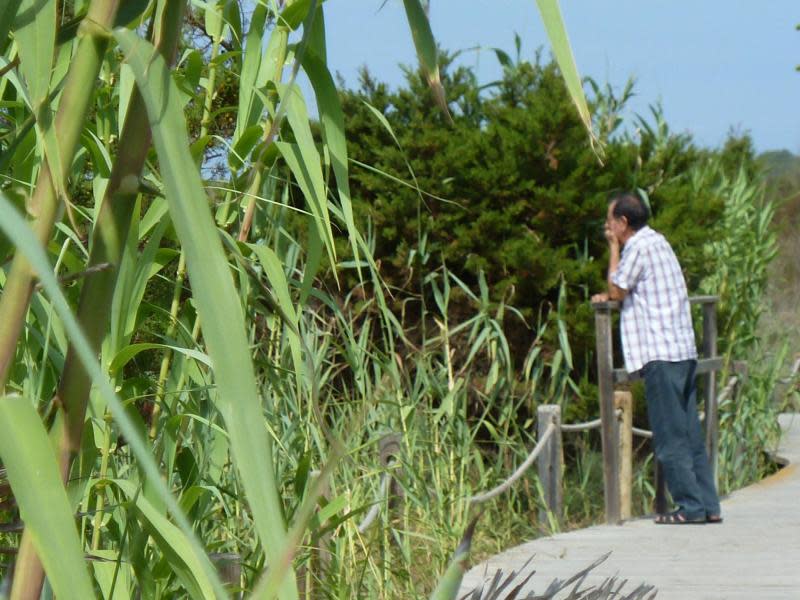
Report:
591,191,721,525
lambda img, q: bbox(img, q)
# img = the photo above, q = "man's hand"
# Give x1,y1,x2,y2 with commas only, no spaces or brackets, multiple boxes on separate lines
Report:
604,224,620,248
591,292,609,304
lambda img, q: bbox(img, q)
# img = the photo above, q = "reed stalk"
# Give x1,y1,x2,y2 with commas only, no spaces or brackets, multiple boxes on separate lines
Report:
0,1,121,388
11,3,185,598
237,1,295,242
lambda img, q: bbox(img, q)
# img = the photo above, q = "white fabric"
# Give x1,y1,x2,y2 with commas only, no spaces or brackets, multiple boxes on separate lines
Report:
611,226,697,373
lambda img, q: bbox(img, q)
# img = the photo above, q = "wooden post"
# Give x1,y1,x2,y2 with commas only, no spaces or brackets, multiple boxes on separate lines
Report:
701,300,719,486
593,303,621,524
615,391,633,521
537,405,563,525
380,433,404,506
733,360,749,388
209,553,242,597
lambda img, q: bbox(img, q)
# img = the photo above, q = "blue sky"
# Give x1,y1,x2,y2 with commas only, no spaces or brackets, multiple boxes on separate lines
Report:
320,1,799,153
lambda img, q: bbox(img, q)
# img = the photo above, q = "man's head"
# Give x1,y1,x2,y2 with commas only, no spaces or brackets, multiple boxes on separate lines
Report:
606,191,649,243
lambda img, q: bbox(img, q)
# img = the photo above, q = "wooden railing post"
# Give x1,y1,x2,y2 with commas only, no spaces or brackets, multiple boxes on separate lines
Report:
537,405,563,526
701,300,719,486
210,553,241,596
733,360,749,389
593,303,621,524
615,391,633,521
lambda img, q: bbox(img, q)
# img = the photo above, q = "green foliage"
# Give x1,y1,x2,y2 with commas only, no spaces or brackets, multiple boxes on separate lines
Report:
700,163,777,357
338,53,757,420
695,154,785,494
0,2,787,598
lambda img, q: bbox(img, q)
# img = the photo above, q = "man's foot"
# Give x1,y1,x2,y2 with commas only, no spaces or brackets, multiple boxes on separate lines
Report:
654,510,706,525
706,514,723,524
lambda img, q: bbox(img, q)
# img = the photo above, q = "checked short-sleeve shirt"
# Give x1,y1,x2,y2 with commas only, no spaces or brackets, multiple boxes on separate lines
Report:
611,226,697,374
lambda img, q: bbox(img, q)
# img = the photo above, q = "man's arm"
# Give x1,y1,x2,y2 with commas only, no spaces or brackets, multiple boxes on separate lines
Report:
591,236,628,304
605,240,628,301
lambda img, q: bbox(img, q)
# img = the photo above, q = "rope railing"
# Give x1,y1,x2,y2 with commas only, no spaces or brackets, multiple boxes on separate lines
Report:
467,372,750,514
778,357,800,385
354,364,773,530
717,376,739,405
357,471,390,533
468,423,556,505
560,417,603,432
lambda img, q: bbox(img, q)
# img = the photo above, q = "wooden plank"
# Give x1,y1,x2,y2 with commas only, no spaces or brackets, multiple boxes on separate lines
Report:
593,305,620,524
689,295,720,305
613,357,723,383
461,415,800,600
592,295,718,312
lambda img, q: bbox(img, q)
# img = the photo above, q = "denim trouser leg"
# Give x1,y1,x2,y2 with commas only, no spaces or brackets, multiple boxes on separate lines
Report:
682,363,721,516
644,360,720,518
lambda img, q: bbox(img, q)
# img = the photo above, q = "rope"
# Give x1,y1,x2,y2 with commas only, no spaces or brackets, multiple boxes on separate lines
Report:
560,409,622,433
357,369,753,525
778,358,800,385
560,418,602,432
717,376,739,404
469,422,556,505
357,472,390,534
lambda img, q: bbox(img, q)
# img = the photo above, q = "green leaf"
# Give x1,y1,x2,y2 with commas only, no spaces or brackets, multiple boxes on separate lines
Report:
302,24,363,281
492,47,513,69
249,244,304,392
108,343,211,377
534,0,596,145
56,0,152,45
234,3,269,140
109,480,217,600
429,516,480,600
0,0,23,48
274,80,336,269
222,1,242,49
0,396,96,600
92,549,133,600
114,29,298,599
280,0,327,31
204,0,223,42
115,0,152,28
13,0,56,108
0,191,227,599
109,208,168,355
401,0,436,77
229,124,263,171
401,0,450,119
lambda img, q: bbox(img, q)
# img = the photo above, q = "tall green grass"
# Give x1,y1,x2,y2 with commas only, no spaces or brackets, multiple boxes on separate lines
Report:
698,160,784,492
0,1,596,598
0,2,785,598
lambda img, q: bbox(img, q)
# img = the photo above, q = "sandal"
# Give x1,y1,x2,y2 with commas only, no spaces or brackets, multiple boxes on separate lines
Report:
654,510,705,525
706,514,723,524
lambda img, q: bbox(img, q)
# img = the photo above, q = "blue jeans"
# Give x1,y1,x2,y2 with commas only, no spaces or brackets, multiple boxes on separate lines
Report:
643,360,721,518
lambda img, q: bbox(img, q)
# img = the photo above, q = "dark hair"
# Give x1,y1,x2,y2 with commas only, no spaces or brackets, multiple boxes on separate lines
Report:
610,191,649,230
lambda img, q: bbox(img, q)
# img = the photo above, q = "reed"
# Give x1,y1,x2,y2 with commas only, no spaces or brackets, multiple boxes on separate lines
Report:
0,1,594,598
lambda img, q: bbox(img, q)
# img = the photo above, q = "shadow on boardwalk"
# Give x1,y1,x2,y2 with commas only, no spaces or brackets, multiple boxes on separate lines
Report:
459,414,800,600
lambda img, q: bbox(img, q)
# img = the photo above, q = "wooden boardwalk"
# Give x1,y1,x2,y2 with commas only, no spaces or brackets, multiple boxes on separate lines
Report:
460,414,800,599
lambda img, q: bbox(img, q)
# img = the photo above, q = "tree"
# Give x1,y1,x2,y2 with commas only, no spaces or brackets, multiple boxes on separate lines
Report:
338,52,745,383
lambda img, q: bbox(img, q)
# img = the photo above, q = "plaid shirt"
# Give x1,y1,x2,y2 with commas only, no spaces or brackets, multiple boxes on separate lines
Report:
611,226,697,373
